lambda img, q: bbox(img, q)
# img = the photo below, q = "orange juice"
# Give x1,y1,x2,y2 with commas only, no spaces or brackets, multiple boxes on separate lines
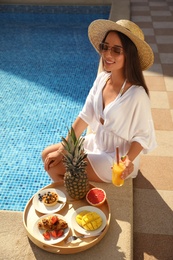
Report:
112,162,125,187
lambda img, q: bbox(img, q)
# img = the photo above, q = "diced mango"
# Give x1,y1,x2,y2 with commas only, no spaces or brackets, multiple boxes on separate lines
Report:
76,210,89,226
82,212,102,231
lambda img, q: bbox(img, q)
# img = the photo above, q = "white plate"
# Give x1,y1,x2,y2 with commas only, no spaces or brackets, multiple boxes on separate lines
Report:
33,213,70,245
71,206,107,235
32,188,66,214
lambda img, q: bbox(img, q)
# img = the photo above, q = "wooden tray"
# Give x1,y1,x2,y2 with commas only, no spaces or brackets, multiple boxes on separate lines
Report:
23,181,111,254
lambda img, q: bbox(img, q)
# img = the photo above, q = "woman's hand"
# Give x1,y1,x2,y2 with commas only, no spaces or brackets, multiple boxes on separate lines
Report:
121,156,134,180
44,146,64,171
121,141,143,179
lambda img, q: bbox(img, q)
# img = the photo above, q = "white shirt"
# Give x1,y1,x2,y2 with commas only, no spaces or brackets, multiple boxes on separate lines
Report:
78,71,157,181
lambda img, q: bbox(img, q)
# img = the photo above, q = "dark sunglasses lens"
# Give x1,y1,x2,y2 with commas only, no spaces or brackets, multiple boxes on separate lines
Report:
99,43,122,55
112,46,121,54
99,43,108,51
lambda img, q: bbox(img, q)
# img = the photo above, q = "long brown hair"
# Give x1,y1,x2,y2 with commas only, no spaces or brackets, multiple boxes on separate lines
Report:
102,30,149,96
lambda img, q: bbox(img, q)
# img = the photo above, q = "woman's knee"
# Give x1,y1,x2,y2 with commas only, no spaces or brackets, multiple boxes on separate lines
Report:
41,146,52,162
42,143,62,160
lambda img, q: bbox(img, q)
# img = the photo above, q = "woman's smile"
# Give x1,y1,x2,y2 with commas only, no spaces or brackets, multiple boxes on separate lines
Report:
104,59,115,64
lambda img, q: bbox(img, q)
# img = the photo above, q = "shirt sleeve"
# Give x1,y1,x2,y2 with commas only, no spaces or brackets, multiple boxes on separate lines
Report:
129,90,157,153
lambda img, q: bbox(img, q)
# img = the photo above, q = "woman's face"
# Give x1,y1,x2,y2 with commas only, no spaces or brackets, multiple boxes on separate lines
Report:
100,31,125,73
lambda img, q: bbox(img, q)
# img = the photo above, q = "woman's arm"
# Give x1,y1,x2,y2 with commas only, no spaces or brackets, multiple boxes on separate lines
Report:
72,117,88,138
44,117,88,170
121,141,143,179
126,141,143,162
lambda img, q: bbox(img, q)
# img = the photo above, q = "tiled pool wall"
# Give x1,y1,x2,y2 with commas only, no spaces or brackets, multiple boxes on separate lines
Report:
0,5,110,211
0,4,110,13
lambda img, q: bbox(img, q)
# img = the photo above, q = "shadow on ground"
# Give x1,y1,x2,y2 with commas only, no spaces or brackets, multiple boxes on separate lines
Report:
133,172,173,260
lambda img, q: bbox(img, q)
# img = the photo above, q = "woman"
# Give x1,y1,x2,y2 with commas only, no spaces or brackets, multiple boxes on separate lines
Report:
42,19,157,183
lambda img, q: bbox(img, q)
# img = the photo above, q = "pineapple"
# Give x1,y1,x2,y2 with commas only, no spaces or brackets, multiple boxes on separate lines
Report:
61,127,89,200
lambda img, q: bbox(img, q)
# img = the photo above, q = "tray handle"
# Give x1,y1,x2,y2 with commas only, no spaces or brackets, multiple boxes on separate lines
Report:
42,244,61,254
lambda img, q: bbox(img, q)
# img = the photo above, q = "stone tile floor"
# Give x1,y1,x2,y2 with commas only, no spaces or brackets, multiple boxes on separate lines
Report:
131,0,173,259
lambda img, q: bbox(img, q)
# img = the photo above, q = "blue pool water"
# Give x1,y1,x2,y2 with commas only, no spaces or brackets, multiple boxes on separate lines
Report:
0,5,110,211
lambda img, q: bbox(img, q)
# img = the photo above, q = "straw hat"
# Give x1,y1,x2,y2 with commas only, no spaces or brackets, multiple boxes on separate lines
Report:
88,19,154,70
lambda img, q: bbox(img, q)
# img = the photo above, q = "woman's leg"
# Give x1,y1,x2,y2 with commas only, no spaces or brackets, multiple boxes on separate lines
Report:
86,160,104,182
42,143,62,161
42,144,103,182
42,144,65,182
44,162,65,182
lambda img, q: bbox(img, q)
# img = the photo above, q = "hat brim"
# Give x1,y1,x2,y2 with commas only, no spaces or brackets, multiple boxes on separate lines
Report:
88,19,154,71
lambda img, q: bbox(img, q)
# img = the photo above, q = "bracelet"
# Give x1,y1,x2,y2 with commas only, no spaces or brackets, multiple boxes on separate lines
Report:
121,155,127,162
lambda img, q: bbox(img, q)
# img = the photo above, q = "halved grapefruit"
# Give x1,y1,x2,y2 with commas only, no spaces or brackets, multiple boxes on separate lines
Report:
86,188,106,207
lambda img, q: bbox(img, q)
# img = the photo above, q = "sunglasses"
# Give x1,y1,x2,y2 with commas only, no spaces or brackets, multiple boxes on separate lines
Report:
99,42,123,56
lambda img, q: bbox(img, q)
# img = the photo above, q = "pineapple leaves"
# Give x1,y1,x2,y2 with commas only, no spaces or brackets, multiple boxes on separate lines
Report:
61,126,87,172
61,127,86,157
70,126,77,144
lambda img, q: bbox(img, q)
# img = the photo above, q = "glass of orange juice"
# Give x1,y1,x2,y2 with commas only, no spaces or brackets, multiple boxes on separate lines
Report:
112,162,125,187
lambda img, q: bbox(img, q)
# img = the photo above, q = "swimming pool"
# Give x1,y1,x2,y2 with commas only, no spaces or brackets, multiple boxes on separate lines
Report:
0,5,110,211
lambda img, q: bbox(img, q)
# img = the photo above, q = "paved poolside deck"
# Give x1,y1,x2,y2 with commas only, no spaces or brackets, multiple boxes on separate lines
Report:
131,1,173,259
0,0,173,260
